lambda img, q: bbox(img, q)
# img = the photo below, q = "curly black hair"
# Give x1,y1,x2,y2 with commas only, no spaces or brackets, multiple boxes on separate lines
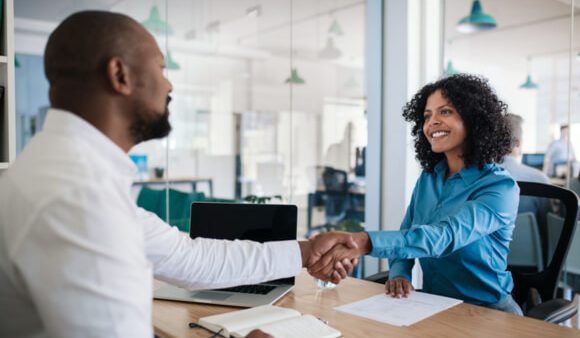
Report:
402,74,512,172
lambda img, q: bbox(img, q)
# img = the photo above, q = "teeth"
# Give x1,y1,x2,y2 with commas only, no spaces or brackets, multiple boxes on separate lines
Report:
432,131,449,138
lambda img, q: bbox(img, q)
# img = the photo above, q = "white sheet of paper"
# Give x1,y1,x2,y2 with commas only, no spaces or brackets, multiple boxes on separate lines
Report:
335,292,462,327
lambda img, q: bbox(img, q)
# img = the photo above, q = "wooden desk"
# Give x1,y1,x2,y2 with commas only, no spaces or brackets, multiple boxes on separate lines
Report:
133,177,213,197
153,271,580,338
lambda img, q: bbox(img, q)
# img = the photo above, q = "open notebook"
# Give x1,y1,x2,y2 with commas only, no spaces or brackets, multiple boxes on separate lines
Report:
197,305,341,338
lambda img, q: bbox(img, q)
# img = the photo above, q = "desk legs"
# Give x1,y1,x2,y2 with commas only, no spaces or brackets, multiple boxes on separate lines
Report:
307,192,315,233
191,180,214,198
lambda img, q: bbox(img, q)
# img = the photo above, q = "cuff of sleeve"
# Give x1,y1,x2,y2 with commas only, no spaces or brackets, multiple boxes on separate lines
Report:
367,231,407,259
265,240,303,277
388,262,413,281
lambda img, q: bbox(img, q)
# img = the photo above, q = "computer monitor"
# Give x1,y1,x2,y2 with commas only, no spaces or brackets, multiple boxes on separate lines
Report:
522,153,545,171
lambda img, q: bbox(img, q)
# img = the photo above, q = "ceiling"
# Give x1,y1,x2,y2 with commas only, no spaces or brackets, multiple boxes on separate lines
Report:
445,0,578,64
14,0,366,62
13,0,579,67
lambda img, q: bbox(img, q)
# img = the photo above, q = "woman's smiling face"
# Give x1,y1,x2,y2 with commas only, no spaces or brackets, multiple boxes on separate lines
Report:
422,90,466,158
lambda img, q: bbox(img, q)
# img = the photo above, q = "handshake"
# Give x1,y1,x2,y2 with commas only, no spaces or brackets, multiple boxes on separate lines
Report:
299,231,371,284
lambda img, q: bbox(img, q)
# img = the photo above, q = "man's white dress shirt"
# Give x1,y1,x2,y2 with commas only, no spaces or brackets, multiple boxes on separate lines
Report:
0,109,302,338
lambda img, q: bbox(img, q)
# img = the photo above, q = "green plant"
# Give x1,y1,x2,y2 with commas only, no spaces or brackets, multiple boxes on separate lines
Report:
243,195,283,204
336,219,365,232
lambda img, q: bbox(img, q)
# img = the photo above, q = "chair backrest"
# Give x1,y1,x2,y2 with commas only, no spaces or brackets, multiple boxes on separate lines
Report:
315,167,348,224
508,212,543,271
565,221,580,275
511,182,579,307
546,212,565,264
322,166,348,192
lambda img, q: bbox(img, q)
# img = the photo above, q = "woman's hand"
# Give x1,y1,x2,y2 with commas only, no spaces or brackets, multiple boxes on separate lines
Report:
385,277,414,298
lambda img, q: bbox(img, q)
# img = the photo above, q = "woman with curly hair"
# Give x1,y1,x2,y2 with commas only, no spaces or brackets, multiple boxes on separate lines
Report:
310,74,522,314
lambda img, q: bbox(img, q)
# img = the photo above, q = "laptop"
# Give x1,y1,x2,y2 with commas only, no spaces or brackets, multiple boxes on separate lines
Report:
153,202,297,307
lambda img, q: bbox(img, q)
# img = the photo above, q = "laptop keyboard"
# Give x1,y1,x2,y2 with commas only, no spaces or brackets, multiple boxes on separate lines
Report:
217,284,276,295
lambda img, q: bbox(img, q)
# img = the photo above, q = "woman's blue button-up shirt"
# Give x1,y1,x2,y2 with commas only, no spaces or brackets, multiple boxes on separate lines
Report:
368,160,519,304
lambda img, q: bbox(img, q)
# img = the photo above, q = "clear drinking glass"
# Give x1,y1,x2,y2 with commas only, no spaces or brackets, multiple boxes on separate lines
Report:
315,278,336,289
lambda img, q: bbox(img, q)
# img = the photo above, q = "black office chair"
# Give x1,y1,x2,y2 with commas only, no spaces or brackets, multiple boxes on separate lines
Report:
306,167,366,277
510,181,578,323
321,166,350,225
306,167,350,237
364,181,579,324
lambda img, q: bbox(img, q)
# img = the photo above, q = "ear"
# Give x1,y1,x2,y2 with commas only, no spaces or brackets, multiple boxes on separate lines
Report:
106,57,132,96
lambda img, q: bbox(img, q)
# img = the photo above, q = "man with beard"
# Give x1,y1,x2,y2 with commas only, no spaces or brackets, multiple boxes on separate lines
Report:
0,11,355,338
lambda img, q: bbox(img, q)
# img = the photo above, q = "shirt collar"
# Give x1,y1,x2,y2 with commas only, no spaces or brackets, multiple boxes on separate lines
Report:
434,159,493,185
43,108,137,176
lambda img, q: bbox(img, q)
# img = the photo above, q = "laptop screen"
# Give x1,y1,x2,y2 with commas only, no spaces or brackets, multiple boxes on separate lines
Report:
190,202,297,284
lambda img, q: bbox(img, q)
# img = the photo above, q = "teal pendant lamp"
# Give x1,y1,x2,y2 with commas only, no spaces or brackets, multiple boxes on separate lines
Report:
142,5,173,35
328,19,344,36
519,75,539,89
457,0,497,33
444,61,459,77
285,68,305,84
520,57,538,89
165,51,180,70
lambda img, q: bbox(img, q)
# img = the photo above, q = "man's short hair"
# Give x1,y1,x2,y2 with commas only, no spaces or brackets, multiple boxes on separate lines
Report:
44,11,143,86
506,113,523,147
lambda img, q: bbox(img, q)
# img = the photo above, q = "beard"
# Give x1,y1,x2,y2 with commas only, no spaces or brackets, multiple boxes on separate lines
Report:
130,96,173,144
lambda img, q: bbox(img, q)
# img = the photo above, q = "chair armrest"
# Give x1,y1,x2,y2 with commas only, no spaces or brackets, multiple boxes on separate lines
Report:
526,298,577,324
364,271,389,284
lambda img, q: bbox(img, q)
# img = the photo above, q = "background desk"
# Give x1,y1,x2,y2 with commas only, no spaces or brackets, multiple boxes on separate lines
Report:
153,271,580,338
133,177,213,197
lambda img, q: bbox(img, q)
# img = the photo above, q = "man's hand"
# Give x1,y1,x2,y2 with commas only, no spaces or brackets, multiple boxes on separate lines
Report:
298,232,359,284
305,231,371,283
308,231,358,267
307,239,360,280
246,329,273,338
385,277,413,298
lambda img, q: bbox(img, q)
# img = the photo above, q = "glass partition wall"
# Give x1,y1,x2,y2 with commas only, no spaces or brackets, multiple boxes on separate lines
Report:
443,0,579,313
135,0,369,238
14,0,369,239
443,0,576,184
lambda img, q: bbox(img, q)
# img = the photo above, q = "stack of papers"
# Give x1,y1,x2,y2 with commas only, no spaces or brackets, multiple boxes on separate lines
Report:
335,292,462,327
